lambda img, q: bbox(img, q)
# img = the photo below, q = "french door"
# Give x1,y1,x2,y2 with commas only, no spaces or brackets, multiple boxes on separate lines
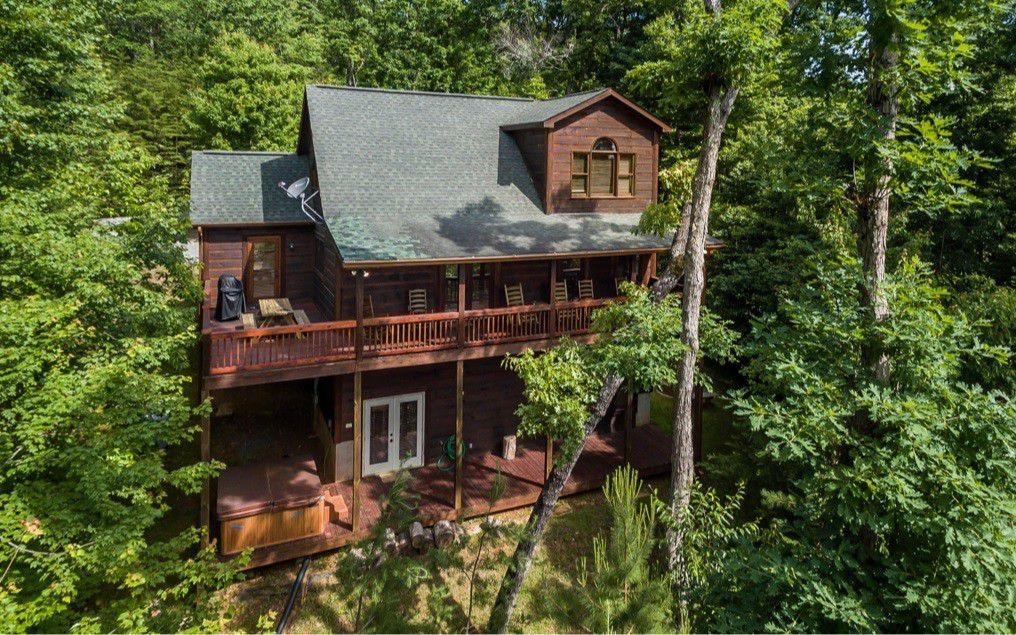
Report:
243,235,281,301
362,392,425,476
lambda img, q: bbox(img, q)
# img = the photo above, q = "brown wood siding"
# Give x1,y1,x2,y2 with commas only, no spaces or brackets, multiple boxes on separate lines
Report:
336,358,523,462
313,223,338,319
498,260,551,306
338,265,440,319
202,225,316,306
510,129,548,207
549,98,657,214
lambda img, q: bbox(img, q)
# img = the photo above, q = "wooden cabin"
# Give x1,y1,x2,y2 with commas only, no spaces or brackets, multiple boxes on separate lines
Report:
192,86,720,567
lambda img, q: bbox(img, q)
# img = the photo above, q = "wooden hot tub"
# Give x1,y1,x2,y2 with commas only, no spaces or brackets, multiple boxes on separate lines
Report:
216,455,325,555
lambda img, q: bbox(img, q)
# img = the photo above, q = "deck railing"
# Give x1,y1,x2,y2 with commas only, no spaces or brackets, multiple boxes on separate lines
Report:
205,298,613,375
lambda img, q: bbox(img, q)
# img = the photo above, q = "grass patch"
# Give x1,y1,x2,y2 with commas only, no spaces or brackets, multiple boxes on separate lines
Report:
216,478,667,633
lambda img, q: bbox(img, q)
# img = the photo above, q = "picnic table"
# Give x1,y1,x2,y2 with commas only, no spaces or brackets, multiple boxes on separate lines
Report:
257,297,294,327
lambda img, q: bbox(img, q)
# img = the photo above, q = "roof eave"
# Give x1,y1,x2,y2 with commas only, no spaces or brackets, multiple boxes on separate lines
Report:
501,88,674,134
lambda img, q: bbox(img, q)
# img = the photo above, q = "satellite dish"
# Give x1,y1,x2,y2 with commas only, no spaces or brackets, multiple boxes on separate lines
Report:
280,177,310,199
278,177,323,223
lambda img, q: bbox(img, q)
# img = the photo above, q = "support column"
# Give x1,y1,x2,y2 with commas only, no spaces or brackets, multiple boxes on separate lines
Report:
457,264,466,346
352,371,362,532
354,271,364,361
199,389,210,549
455,360,464,511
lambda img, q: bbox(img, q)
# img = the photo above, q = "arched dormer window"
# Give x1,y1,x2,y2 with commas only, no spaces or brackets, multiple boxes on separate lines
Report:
571,137,635,198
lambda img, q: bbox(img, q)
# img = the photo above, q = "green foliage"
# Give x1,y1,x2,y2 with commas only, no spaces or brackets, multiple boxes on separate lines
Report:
726,258,1016,632
187,31,315,151
0,0,240,630
628,0,784,116
560,466,671,634
503,339,602,457
657,483,758,633
336,468,432,633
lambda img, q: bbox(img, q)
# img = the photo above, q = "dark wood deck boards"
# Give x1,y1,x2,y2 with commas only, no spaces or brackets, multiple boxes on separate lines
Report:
240,425,670,569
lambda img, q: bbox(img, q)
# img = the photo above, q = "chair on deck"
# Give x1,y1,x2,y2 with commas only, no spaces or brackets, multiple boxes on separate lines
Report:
241,312,257,330
504,283,525,308
408,288,428,314
504,283,539,330
553,281,569,303
578,279,595,300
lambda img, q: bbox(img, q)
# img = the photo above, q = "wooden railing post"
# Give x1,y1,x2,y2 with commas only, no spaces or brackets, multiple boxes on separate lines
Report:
352,370,362,532
455,359,464,512
457,264,466,347
354,271,364,361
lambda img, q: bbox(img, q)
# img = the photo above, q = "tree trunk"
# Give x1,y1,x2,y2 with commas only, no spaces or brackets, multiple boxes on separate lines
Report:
667,81,739,630
858,8,897,384
486,374,625,633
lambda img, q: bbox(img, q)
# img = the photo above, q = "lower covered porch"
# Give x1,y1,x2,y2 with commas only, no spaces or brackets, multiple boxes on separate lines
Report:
240,425,671,569
202,360,679,569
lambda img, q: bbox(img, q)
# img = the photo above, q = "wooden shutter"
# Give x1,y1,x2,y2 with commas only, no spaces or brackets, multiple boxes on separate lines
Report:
617,154,634,195
590,154,615,195
571,153,588,194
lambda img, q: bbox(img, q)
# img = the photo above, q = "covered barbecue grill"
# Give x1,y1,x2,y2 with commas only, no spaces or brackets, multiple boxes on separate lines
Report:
215,274,246,321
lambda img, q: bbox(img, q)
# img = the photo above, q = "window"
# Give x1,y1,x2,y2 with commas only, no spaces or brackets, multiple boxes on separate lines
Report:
570,137,635,198
445,264,461,310
470,264,491,309
243,235,281,300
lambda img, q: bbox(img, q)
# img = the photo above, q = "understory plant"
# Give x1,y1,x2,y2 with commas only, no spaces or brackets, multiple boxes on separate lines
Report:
559,465,671,634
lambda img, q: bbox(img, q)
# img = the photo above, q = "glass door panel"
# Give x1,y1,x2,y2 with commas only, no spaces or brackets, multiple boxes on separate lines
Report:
244,236,281,300
367,403,391,473
398,398,420,465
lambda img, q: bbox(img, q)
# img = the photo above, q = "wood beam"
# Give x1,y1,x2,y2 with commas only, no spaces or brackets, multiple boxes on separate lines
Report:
457,264,466,346
199,389,210,548
352,370,362,532
455,360,464,511
334,259,344,320
354,271,364,361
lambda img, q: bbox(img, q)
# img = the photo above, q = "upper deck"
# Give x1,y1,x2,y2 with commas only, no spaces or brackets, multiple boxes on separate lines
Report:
200,250,660,389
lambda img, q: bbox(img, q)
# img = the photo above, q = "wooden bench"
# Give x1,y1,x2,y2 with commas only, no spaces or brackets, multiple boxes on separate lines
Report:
292,309,310,325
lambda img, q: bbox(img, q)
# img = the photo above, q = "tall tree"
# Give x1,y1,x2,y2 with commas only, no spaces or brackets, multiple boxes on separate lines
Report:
630,2,783,626
485,5,781,629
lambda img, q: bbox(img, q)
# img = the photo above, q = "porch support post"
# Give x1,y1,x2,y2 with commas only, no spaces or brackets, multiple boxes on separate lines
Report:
352,370,362,532
549,259,558,338
455,360,464,511
544,436,553,481
640,253,656,286
457,264,466,346
334,259,344,320
354,271,364,361
199,389,210,548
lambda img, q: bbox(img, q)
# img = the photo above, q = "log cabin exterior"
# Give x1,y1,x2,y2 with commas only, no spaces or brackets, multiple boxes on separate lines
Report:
192,86,720,567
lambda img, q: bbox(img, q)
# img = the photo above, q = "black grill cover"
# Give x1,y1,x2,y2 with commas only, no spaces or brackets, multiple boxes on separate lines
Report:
215,274,246,321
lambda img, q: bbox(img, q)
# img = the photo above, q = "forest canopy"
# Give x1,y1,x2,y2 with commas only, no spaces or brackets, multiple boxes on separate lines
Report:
1,0,1013,631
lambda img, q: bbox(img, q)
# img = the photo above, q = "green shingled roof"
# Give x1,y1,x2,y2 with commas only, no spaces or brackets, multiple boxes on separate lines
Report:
190,151,309,224
190,85,676,262
501,89,608,128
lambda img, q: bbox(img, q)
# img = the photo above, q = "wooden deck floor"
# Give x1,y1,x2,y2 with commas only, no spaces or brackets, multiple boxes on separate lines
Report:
240,425,670,569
